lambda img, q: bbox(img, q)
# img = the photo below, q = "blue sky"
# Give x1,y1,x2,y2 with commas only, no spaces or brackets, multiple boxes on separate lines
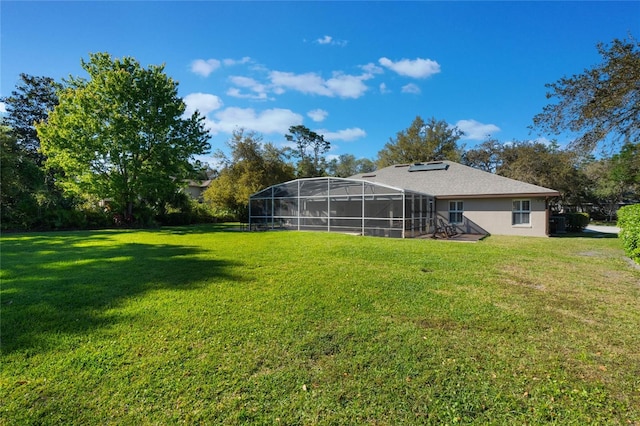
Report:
2,1,638,165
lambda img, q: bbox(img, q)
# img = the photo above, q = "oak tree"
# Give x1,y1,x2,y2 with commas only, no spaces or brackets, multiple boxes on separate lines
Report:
533,37,640,152
497,140,589,208
377,116,463,168
37,53,211,222
461,138,503,173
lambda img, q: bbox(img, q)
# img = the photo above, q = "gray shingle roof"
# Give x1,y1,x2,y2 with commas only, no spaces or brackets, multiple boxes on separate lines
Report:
350,161,560,198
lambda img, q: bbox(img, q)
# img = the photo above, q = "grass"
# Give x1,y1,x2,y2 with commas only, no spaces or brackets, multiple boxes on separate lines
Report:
1,224,639,425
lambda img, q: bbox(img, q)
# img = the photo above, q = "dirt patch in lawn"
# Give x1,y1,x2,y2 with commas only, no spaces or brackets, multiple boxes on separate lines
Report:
500,265,545,291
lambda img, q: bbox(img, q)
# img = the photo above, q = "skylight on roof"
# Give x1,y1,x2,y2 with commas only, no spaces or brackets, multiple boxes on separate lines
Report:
408,162,449,172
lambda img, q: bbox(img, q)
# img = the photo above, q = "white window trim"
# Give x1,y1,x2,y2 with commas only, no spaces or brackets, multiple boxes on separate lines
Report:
512,199,531,227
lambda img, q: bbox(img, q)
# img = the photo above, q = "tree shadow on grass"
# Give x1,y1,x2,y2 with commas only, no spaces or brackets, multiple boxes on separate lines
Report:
154,223,243,235
0,231,242,354
550,231,618,239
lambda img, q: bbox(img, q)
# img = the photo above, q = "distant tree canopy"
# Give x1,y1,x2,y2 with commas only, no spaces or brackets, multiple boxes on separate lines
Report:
5,40,639,230
0,126,46,228
610,143,640,197
583,142,640,219
497,140,589,208
532,37,640,153
0,75,76,230
37,53,210,222
461,138,503,174
285,125,331,178
327,154,376,178
463,139,592,208
1,73,60,165
204,129,295,220
377,116,464,168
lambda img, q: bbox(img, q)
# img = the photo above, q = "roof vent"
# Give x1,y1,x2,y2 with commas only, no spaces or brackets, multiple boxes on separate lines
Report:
408,162,449,172
362,174,376,178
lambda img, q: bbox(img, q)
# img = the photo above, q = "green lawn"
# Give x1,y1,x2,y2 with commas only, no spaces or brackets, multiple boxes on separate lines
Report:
1,225,639,425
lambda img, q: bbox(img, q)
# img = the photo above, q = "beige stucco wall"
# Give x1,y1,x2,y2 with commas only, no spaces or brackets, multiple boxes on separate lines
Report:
435,197,550,237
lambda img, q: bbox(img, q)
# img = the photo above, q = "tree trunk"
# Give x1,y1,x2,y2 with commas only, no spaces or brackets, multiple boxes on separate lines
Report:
126,201,133,223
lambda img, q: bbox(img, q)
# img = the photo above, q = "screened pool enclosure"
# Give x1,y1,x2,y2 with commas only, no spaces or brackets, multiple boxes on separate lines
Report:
249,177,435,238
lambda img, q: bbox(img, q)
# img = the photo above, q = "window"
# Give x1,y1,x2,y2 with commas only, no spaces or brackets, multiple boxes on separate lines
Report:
512,199,531,225
449,201,464,224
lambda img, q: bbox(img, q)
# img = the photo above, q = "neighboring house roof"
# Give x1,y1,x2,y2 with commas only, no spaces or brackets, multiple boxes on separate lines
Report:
187,179,212,189
350,161,560,199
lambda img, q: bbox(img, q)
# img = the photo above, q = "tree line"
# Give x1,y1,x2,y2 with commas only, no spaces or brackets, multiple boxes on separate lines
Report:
1,38,638,229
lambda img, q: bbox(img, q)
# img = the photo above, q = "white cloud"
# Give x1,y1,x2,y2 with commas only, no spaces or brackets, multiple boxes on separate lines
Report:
190,59,221,77
326,73,370,98
191,57,251,77
317,127,366,142
315,35,347,46
379,83,390,94
226,87,269,100
270,71,331,96
229,75,261,88
269,70,370,99
272,85,286,96
227,76,269,100
401,83,421,94
455,119,501,140
183,93,223,116
379,57,441,78
317,35,333,45
223,56,251,66
361,63,384,75
0,102,6,113
208,107,303,135
307,109,328,122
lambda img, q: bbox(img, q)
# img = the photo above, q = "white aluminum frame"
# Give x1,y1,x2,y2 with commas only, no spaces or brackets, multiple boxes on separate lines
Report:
249,177,434,238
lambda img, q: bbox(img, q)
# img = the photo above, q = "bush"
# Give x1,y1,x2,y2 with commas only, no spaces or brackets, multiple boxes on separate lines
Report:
191,202,218,224
563,212,590,232
1,196,39,230
206,206,237,223
83,208,112,228
156,201,219,226
617,204,640,264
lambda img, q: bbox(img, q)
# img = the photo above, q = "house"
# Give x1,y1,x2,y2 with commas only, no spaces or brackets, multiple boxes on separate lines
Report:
351,161,560,237
248,161,560,238
183,180,211,202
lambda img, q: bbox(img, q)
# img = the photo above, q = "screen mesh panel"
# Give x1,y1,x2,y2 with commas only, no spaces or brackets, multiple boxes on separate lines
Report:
249,178,434,238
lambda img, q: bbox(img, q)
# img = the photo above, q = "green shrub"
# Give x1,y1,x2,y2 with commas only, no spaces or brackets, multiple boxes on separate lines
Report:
83,208,112,228
207,206,237,222
0,196,39,230
563,212,590,232
156,201,219,226
618,204,640,264
191,202,218,224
